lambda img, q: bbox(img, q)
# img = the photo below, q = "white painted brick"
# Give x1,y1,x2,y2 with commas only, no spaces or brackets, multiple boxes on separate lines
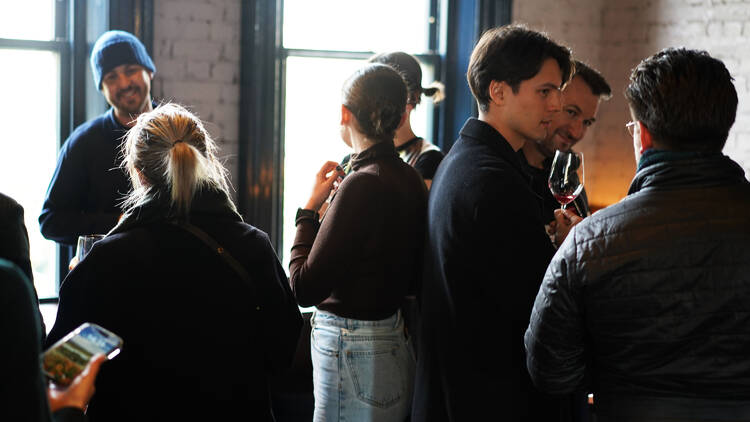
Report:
707,21,723,37
220,41,241,62
187,60,211,80
211,62,238,83
171,81,223,105
161,0,192,21
185,2,224,23
223,1,242,25
173,40,223,61
724,21,743,37
210,22,237,41
154,39,172,59
220,83,240,105
154,58,187,80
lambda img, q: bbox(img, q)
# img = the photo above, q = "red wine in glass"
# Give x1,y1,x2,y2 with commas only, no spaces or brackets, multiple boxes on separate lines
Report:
548,150,584,210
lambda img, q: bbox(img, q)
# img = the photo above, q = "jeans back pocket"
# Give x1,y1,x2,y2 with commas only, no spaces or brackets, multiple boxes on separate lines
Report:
344,341,407,409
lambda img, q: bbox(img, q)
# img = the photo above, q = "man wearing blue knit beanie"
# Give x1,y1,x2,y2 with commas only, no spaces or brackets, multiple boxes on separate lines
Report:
40,30,157,275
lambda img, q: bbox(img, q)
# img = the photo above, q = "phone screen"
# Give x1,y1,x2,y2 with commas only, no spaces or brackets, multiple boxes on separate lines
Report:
42,322,123,386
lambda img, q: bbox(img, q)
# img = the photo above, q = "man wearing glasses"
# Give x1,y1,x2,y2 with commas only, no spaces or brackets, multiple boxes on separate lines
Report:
526,48,750,420
519,60,611,224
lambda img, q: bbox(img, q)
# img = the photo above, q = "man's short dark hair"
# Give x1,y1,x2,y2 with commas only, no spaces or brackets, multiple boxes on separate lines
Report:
467,24,573,112
625,48,737,152
573,60,611,99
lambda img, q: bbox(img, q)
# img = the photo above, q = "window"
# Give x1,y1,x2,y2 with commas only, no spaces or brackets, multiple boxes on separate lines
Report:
279,0,443,269
1,0,119,330
0,0,65,302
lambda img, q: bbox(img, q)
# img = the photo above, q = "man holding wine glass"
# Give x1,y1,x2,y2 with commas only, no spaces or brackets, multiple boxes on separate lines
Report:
413,24,583,422
519,60,611,227
526,48,750,421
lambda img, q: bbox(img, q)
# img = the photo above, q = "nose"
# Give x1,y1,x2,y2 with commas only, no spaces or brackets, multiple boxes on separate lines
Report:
548,90,562,113
114,72,131,89
569,118,585,141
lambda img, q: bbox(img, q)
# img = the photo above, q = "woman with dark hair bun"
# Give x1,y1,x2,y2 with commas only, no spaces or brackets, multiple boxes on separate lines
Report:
289,63,427,422
368,51,445,189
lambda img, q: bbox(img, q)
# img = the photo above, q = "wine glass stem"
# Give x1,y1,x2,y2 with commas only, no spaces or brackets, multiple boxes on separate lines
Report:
561,203,567,210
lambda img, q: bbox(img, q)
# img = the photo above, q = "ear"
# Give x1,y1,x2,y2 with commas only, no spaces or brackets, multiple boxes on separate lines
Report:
340,104,352,125
488,80,506,106
148,71,155,80
638,121,653,153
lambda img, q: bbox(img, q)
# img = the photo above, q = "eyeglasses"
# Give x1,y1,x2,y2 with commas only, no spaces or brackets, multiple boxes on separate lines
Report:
625,121,637,137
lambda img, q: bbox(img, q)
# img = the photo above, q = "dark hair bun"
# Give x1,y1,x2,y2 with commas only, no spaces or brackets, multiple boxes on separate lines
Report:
342,63,408,142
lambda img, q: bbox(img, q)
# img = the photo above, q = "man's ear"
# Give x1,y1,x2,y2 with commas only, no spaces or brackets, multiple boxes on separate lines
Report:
638,121,654,153
488,80,506,106
340,104,352,125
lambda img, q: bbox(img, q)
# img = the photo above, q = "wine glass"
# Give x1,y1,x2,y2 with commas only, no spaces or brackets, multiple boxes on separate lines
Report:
548,150,584,210
76,234,106,262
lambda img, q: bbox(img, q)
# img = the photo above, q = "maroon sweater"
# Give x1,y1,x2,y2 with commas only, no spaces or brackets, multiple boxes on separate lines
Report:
289,141,428,320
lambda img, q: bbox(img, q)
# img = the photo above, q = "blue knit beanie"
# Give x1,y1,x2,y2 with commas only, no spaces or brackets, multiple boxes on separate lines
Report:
90,30,156,89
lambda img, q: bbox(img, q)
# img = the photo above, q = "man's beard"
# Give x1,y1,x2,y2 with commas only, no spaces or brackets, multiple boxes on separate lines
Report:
114,84,147,115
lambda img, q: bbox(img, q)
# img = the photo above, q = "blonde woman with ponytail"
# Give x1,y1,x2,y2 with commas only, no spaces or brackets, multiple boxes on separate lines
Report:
46,103,302,422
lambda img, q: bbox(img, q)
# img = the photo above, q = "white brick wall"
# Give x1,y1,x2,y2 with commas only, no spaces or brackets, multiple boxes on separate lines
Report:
152,0,241,197
515,0,750,207
150,1,750,207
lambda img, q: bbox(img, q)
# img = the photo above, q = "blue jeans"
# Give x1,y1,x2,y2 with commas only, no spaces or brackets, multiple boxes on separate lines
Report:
310,310,415,422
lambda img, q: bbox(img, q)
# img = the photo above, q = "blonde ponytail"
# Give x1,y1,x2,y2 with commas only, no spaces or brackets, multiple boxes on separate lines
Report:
122,103,233,218
167,141,200,215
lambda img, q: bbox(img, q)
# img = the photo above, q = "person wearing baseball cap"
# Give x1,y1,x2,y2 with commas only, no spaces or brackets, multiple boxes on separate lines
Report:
40,30,157,276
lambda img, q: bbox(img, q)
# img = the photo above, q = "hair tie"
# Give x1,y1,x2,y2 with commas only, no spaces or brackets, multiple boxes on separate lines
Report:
173,139,184,145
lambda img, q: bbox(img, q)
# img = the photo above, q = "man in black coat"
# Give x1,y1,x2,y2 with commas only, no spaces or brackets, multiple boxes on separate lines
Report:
412,24,581,422
525,48,750,421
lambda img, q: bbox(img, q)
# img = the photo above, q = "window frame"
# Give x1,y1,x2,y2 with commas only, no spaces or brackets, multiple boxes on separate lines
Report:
238,0,446,257
0,0,154,301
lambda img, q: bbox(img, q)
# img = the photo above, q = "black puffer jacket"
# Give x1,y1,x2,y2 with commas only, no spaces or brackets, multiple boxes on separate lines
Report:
525,152,750,419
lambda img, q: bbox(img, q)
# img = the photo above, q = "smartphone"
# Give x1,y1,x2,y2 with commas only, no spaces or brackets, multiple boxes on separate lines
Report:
42,322,123,386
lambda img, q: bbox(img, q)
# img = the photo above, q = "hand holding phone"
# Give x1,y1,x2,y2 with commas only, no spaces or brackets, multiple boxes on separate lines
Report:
47,354,107,412
43,323,123,386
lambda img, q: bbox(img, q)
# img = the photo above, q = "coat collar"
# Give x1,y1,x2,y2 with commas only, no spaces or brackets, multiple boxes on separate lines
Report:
628,150,747,194
349,141,399,171
460,118,528,180
110,187,242,235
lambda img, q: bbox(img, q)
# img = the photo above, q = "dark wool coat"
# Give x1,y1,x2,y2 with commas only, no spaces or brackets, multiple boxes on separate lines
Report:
412,118,561,422
526,152,750,421
0,259,83,422
46,189,302,421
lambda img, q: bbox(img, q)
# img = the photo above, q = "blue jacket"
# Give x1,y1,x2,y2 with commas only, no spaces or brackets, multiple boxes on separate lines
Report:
39,108,132,267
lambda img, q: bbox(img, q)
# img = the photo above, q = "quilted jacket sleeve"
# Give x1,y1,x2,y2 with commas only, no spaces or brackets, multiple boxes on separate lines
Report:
524,227,587,394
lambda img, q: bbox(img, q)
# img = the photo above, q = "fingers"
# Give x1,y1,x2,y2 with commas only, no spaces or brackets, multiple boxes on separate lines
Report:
82,354,107,379
559,208,583,224
68,256,79,270
47,354,107,412
316,161,341,179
